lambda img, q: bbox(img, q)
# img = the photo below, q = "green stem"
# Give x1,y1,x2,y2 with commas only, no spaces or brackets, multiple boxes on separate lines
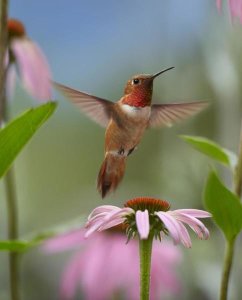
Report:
5,168,19,300
0,2,20,300
2,86,20,300
234,120,242,197
220,239,235,300
139,234,153,300
0,0,8,124
220,120,242,300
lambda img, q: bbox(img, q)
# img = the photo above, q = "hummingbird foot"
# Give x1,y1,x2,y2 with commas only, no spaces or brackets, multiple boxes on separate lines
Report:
127,146,137,156
116,146,137,157
118,147,125,156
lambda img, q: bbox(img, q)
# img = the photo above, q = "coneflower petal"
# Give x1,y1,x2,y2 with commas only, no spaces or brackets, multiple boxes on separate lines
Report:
87,206,121,222
175,221,192,248
85,207,134,237
85,220,105,238
99,218,125,231
155,212,181,245
136,210,150,239
172,209,212,218
169,211,210,240
11,38,51,101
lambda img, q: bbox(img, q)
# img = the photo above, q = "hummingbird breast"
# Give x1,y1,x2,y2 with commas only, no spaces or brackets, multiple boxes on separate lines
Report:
104,103,151,156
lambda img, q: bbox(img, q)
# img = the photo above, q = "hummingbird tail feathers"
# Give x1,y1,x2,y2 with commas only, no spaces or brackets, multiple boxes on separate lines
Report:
97,153,126,198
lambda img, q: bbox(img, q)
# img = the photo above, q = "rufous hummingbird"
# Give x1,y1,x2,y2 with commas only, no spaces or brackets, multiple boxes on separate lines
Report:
54,67,207,198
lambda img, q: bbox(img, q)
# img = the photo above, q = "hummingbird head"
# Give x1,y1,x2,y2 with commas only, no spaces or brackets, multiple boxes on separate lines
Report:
122,67,174,107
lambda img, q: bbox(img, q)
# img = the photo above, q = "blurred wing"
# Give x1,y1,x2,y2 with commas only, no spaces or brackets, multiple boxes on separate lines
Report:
53,82,114,127
149,101,208,128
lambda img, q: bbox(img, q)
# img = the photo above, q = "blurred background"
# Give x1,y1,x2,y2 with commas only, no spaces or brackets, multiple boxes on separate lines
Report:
0,0,242,299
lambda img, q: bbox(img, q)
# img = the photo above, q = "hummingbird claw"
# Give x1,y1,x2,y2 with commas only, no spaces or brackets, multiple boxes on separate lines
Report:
118,147,125,156
127,146,136,156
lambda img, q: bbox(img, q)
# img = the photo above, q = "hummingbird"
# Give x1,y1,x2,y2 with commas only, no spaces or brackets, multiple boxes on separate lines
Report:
54,67,208,198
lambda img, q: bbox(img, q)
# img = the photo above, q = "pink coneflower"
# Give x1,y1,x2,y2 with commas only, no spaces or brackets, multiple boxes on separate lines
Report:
85,197,211,248
216,0,242,23
6,19,51,100
43,227,182,300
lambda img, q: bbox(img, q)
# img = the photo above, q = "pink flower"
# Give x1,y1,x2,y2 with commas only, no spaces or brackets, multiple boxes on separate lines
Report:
86,197,211,248
43,228,182,300
7,19,51,101
216,0,242,23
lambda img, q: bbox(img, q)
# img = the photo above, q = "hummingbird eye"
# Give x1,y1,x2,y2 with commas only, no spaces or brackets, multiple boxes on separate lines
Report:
132,78,140,85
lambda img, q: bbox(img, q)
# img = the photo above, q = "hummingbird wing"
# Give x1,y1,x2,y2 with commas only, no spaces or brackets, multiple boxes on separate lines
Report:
53,82,114,127
148,101,208,128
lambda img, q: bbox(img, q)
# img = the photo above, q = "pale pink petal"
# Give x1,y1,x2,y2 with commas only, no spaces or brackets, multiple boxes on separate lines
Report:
85,219,106,238
4,51,16,100
98,208,134,230
87,205,120,221
60,251,83,300
174,221,192,248
228,0,242,22
85,205,122,228
150,242,182,299
173,209,211,218
155,212,181,244
85,207,133,234
98,217,124,230
85,209,130,237
125,239,182,300
11,38,51,101
170,211,210,240
6,64,16,100
216,0,242,23
85,211,112,227
44,230,182,300
104,236,138,299
135,210,150,239
103,207,134,222
153,241,182,264
217,0,222,10
5,49,9,65
109,237,138,283
81,234,118,300
42,230,85,253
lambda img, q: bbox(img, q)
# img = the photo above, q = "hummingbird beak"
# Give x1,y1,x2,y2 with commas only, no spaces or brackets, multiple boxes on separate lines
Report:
151,67,174,79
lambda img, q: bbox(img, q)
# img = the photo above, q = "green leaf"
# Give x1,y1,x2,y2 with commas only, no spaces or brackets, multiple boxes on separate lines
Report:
181,135,237,169
0,240,30,252
0,237,50,252
0,102,57,178
0,235,55,252
0,233,57,252
0,216,85,252
204,171,242,241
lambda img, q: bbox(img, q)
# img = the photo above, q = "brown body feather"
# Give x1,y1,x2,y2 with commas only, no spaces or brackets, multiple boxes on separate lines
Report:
97,153,126,198
97,103,150,197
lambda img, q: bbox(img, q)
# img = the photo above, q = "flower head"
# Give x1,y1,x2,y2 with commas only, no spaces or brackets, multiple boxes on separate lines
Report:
43,227,182,300
216,0,242,23
85,197,211,248
6,18,51,101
